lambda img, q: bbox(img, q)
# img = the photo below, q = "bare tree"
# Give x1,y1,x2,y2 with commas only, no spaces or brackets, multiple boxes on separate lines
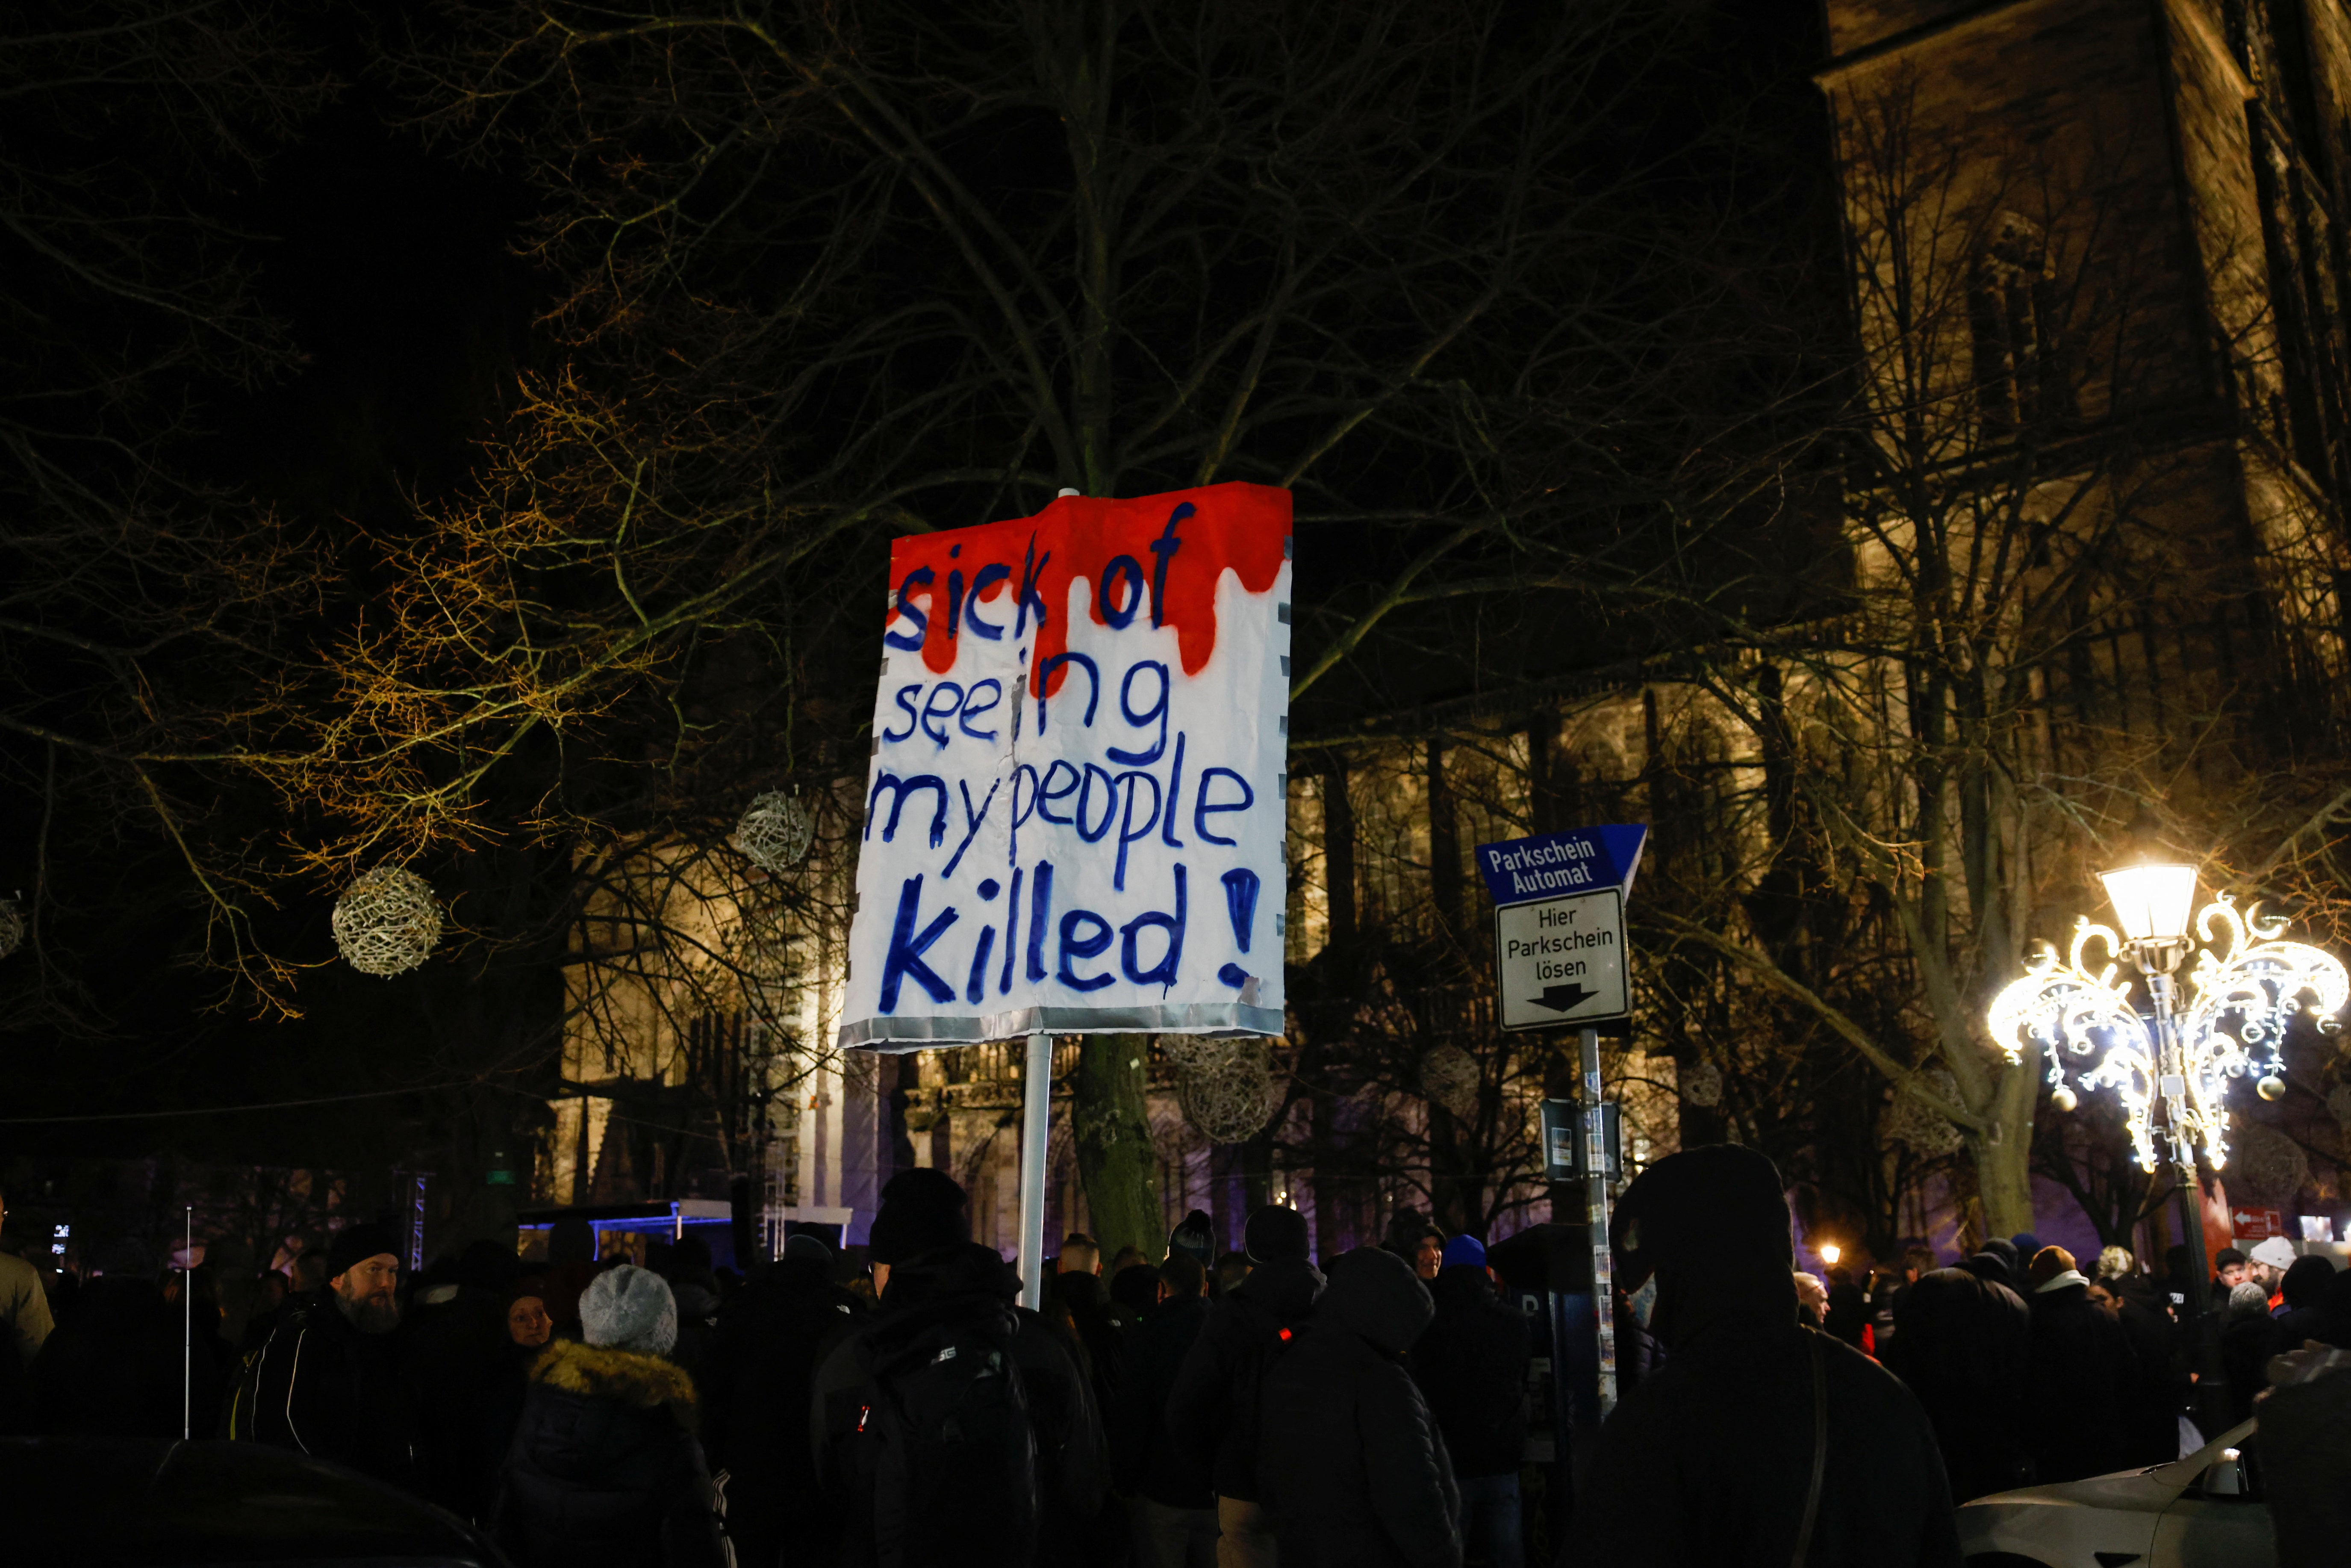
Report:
0,2,333,1035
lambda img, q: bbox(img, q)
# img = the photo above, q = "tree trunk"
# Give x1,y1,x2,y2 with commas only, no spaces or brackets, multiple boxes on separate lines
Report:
1969,1057,2040,1238
1426,739,1463,943
1072,1034,1164,1262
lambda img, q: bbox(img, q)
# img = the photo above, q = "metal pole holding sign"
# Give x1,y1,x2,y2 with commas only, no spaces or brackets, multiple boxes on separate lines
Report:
1580,1028,1617,1417
1018,1031,1052,1311
183,1205,193,1440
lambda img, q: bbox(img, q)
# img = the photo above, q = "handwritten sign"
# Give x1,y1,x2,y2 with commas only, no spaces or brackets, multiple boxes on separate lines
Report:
837,484,1291,1050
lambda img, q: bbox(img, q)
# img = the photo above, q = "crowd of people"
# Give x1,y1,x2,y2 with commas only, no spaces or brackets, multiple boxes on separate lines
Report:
2,1156,2348,1566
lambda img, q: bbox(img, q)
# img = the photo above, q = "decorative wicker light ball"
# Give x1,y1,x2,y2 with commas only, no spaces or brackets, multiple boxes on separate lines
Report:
1886,1070,1965,1158
733,790,814,874
1420,1045,1481,1120
2233,1123,2309,1205
0,897,22,961
331,866,442,978
1681,1059,1723,1108
2328,1082,2351,1132
1169,1038,1282,1145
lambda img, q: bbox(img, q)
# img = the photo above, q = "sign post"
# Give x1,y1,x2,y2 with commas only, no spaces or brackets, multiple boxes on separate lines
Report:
837,484,1293,1303
1477,824,1644,1425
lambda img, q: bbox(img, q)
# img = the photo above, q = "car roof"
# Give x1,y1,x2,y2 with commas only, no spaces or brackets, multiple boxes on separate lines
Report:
0,1438,503,1565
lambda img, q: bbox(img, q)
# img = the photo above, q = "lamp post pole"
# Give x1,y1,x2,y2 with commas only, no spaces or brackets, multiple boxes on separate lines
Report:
2137,962,2226,1432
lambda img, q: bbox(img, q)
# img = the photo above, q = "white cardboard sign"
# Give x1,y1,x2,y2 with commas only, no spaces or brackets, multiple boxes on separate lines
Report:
837,484,1291,1050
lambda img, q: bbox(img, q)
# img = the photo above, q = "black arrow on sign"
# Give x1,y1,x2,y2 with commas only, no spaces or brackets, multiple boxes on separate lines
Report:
1528,984,1596,1012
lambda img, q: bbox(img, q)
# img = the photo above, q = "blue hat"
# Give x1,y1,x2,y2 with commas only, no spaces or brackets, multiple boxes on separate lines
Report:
1441,1235,1487,1270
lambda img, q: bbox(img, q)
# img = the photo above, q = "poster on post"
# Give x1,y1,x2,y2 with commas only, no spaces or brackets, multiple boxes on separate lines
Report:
837,483,1292,1051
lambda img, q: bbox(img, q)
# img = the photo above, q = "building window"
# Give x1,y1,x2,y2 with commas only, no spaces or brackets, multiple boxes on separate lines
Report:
1969,212,2071,435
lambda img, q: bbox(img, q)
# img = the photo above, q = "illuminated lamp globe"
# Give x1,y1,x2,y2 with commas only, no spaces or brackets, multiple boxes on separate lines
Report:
1818,1243,1841,1266
2258,1074,2288,1102
2050,1084,2079,1114
2098,862,2198,944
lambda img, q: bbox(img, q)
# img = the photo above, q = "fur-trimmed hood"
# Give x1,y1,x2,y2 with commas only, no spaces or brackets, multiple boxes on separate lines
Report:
530,1337,698,1428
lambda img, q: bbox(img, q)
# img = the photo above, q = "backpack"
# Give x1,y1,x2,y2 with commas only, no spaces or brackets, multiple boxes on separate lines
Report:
864,1305,1039,1568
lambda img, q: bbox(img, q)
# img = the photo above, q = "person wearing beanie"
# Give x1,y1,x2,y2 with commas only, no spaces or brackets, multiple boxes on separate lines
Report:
2248,1235,2299,1307
228,1220,418,1489
1165,1205,1324,1568
864,1166,973,1292
1583,1145,1959,1565
1410,1234,1529,1568
492,1264,725,1568
1244,1205,1310,1266
2210,1244,2250,1312
701,1229,869,1568
809,1171,1106,1568
1167,1209,1216,1274
2022,1244,2140,1483
2216,1279,2286,1429
1259,1248,1457,1568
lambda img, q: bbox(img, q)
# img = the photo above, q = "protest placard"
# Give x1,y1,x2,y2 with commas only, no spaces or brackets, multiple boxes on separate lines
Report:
837,483,1291,1049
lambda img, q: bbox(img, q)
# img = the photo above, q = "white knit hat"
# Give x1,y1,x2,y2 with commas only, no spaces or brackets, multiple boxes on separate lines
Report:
2249,1236,2299,1273
579,1264,678,1357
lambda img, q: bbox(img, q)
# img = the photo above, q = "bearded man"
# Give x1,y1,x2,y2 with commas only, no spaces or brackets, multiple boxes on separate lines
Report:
231,1222,419,1488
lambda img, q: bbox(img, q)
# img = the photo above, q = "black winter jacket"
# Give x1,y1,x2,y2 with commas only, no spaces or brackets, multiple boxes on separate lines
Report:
1259,1249,1459,1568
1587,1254,1960,1568
2110,1279,2188,1467
810,1243,1106,1568
30,1277,220,1438
230,1294,418,1489
1886,1267,2033,1503
1409,1265,1529,1481
404,1285,513,1520
492,1338,727,1568
699,1257,866,1568
2025,1282,2142,1483
1109,1292,1213,1508
1165,1254,1322,1500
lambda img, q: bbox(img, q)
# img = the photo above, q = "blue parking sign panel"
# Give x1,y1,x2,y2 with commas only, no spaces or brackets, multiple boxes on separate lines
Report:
1473,825,1647,908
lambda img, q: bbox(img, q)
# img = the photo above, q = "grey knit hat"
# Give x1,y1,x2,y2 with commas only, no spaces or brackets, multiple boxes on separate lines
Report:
579,1264,678,1357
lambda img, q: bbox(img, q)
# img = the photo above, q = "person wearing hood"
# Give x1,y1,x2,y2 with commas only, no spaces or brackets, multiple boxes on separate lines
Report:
466,1276,553,1527
1956,1241,2019,1294
1258,1247,1458,1568
810,1167,1105,1568
1408,1235,1529,1568
2023,1246,2142,1483
1884,1263,2033,1501
2273,1255,2338,1346
542,1214,610,1340
407,1238,522,1521
1167,1204,1326,1568
1583,1145,1960,1567
492,1264,725,1568
229,1223,420,1489
700,1232,867,1568
658,1235,722,1394
1110,1252,1218,1568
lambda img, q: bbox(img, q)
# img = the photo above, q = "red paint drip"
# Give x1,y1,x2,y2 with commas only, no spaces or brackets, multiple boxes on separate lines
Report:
884,482,1290,697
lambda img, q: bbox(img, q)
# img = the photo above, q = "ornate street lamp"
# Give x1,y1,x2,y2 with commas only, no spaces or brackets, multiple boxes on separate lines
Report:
1987,858,2346,1424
